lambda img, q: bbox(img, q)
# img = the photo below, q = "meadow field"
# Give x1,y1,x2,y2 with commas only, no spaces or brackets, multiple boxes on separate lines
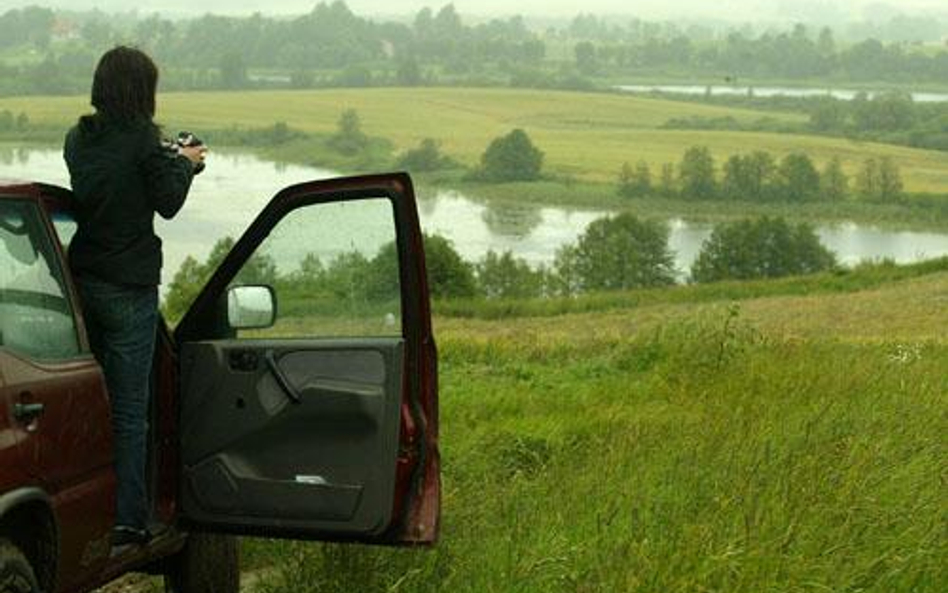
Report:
231,263,947,593
5,87,948,194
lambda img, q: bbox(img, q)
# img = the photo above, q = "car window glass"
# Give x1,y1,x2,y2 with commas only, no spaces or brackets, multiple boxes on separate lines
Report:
0,200,80,359
50,210,77,248
234,197,402,339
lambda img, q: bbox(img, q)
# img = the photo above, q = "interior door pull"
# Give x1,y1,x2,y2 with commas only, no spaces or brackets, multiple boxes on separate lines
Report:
13,402,45,423
265,350,303,405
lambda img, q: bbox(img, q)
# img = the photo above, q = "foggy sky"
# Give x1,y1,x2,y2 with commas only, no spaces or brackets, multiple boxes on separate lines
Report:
5,0,948,20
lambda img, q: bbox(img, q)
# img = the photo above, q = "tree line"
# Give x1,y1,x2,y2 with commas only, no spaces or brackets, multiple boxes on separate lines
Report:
806,92,948,152
658,91,948,155
164,213,837,319
619,146,904,204
571,25,948,84
3,4,948,96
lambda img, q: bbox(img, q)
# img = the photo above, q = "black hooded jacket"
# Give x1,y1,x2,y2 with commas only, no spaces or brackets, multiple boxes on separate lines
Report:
64,114,194,286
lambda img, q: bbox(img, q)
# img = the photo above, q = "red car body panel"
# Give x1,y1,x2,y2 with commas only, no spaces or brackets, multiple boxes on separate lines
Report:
0,176,439,593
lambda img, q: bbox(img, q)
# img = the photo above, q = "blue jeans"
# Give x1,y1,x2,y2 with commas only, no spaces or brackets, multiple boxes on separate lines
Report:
77,277,158,531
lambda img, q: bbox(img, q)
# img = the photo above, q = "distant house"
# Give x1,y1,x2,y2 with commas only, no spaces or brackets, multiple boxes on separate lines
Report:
51,18,80,42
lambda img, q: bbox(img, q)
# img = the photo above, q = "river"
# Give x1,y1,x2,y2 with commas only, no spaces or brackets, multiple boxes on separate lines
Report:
616,84,948,102
2,146,948,286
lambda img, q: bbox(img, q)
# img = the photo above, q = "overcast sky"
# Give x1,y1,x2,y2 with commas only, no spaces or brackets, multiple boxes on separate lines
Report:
5,0,948,21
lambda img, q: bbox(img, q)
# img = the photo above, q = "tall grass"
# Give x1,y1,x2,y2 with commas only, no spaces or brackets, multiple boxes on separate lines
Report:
244,305,946,592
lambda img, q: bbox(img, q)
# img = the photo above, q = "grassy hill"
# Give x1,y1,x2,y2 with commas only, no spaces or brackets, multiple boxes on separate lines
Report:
5,87,948,194
243,264,947,593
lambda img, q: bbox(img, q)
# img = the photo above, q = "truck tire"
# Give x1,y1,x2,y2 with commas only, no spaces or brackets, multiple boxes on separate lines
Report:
0,539,39,593
164,533,239,593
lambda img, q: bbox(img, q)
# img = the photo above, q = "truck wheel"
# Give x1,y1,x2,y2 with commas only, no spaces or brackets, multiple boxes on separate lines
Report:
164,533,239,593
0,539,39,593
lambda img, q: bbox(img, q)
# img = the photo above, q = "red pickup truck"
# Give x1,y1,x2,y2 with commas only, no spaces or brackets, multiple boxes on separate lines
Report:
0,173,440,593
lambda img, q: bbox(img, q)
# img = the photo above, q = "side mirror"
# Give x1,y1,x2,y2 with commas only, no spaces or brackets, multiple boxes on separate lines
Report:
226,285,276,330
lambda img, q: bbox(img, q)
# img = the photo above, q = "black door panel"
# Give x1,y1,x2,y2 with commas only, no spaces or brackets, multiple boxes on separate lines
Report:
180,339,404,535
176,175,439,543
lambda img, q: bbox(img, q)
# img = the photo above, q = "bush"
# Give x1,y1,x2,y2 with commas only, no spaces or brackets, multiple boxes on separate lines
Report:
476,250,545,299
396,138,456,172
476,128,544,182
423,233,477,299
554,213,676,294
363,235,479,301
617,160,652,198
691,217,837,283
327,109,369,155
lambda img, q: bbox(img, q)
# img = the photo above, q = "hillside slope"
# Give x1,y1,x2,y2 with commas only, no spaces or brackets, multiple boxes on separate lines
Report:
247,268,947,593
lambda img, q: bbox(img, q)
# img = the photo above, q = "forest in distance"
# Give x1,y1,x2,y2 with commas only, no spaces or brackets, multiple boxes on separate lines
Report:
2,2,948,97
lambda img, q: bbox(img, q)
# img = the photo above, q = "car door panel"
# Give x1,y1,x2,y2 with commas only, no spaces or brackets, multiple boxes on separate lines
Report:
176,174,438,543
180,338,405,534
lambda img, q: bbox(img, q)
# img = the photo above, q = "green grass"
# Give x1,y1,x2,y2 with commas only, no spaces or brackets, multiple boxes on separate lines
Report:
433,257,948,321
239,265,947,593
5,87,948,195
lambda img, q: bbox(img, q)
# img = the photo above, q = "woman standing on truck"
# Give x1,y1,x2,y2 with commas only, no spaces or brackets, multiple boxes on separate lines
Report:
64,46,206,547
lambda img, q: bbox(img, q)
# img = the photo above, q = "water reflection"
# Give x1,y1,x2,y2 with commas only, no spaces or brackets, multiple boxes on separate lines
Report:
0,146,30,167
480,199,543,239
2,146,948,286
418,192,603,265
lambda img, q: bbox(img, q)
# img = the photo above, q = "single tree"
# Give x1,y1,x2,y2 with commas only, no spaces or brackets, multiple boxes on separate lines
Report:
678,146,717,200
745,151,777,201
328,109,369,155
659,163,677,197
877,156,904,202
776,153,821,201
821,156,849,201
163,256,205,321
422,233,477,298
856,157,879,200
478,129,544,182
722,154,751,201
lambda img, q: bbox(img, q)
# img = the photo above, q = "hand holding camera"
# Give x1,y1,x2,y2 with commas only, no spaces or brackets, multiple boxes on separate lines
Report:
168,131,208,174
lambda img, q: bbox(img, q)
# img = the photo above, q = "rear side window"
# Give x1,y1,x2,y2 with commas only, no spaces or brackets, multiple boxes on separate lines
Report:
0,199,80,359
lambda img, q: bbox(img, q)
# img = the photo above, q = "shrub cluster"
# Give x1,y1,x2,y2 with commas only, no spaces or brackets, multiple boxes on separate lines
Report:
691,217,837,282
619,146,904,203
165,214,837,319
396,138,457,172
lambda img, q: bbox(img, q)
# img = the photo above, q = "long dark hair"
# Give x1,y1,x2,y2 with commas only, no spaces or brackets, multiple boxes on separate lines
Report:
88,46,158,125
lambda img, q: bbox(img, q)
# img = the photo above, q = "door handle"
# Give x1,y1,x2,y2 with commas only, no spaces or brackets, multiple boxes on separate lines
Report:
13,402,45,423
265,350,302,405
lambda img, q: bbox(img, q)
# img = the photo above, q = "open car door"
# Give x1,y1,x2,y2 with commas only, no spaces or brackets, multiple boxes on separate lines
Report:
174,173,439,544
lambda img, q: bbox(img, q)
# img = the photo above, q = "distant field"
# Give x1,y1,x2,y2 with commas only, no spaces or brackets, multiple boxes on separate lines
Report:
6,87,948,193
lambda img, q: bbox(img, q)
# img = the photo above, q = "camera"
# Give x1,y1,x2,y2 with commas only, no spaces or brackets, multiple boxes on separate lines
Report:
163,131,206,174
